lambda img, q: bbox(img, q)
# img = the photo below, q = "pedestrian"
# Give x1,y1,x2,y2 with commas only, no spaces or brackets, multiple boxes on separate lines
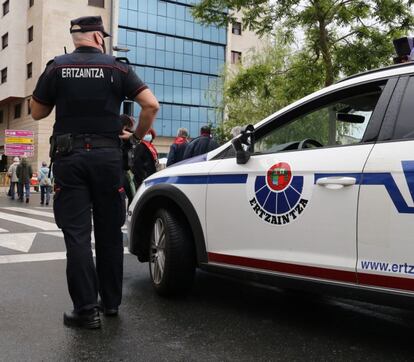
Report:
7,157,20,200
30,16,159,329
120,114,136,205
183,125,219,160
38,161,52,206
131,129,158,187
166,128,189,166
230,126,243,138
16,158,32,203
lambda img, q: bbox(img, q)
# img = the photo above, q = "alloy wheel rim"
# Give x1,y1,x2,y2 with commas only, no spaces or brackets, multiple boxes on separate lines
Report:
150,218,166,285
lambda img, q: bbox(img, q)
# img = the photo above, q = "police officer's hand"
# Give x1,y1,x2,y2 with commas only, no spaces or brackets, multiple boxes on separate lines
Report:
119,129,133,140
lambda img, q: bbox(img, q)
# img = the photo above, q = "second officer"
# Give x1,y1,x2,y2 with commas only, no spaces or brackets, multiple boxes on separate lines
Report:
30,16,159,329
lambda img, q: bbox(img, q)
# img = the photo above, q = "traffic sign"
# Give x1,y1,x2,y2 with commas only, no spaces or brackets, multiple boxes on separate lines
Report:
5,130,34,137
5,130,35,156
5,137,34,144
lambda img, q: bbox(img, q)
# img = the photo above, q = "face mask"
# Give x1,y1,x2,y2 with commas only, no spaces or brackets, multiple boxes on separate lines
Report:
143,134,152,142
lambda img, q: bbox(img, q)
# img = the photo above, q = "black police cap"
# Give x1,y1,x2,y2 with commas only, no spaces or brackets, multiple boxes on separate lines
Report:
70,16,111,37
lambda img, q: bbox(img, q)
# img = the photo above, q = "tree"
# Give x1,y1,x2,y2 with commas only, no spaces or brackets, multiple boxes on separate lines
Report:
193,0,414,87
212,37,325,141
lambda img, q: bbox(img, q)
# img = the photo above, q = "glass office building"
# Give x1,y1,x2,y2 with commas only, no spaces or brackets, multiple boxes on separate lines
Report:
118,0,226,138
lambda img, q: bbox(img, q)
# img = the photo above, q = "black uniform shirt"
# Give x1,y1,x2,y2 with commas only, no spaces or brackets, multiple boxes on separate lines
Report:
33,46,147,136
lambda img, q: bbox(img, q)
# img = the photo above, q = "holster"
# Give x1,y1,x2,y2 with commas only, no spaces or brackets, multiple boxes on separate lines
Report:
50,134,73,159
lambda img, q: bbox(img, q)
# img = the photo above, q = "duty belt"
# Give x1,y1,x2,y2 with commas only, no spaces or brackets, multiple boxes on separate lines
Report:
72,135,120,149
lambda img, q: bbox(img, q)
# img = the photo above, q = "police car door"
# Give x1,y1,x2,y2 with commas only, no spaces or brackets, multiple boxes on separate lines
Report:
206,78,395,284
358,75,414,293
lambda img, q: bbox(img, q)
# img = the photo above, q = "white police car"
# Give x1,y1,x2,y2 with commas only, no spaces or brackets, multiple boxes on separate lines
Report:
128,62,414,306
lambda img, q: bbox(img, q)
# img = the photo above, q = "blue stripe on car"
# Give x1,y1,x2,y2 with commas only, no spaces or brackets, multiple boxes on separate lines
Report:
145,174,248,187
146,161,414,214
314,161,414,214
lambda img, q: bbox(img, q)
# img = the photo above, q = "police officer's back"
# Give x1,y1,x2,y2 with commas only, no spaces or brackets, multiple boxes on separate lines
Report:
30,16,159,329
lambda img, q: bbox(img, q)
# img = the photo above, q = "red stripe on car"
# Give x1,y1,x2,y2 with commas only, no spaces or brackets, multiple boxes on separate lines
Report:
208,252,414,292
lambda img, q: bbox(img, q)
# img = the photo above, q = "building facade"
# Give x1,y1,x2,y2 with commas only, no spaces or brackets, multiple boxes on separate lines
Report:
0,0,264,170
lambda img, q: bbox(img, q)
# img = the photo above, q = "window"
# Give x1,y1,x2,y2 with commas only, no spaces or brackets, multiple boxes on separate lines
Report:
232,22,242,35
27,99,31,115
28,26,33,43
1,67,7,83
0,110,3,124
231,51,242,64
27,62,32,79
392,77,414,140
88,0,104,7
2,0,9,16
29,0,34,7
254,83,385,155
14,104,21,119
2,32,7,49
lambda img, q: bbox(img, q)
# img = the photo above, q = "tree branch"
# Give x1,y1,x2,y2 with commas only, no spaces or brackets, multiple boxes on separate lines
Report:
334,30,359,43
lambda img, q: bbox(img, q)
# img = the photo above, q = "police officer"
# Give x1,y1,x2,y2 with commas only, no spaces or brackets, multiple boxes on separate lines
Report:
30,16,159,329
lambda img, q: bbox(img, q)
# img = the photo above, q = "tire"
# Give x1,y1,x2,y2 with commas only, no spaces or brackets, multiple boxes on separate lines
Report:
149,208,196,296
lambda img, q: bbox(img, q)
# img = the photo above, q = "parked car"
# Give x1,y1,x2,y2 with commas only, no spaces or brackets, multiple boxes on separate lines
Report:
127,62,414,307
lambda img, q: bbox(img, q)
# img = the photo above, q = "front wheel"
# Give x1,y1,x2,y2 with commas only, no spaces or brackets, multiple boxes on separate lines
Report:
149,208,196,296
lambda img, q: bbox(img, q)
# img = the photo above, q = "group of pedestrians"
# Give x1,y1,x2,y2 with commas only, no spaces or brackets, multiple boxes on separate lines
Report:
7,157,33,203
7,157,52,205
166,125,220,167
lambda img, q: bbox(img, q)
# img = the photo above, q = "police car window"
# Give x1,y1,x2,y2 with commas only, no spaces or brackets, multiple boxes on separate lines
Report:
255,88,383,154
393,76,414,140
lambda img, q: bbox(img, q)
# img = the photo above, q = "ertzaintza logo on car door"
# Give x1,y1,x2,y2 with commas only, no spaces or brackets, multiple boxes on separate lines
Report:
247,162,312,225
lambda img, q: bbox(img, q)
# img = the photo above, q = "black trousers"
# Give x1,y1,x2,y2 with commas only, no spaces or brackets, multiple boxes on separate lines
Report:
53,148,126,312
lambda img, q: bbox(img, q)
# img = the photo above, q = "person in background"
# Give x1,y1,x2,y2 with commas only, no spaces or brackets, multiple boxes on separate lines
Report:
16,158,32,203
230,126,243,138
7,157,20,200
166,128,189,166
183,125,219,160
120,114,136,205
131,128,158,187
38,161,52,206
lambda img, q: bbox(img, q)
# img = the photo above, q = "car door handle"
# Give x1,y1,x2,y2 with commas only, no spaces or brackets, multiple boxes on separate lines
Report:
316,177,356,189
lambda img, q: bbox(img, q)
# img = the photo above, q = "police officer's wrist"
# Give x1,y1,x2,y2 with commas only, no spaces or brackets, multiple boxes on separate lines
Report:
130,133,141,145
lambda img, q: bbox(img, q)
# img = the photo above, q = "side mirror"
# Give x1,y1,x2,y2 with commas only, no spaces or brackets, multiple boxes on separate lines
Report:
231,124,255,164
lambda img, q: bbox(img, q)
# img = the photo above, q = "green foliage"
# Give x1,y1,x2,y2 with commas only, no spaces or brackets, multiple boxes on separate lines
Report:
211,38,325,141
196,0,414,140
193,0,414,87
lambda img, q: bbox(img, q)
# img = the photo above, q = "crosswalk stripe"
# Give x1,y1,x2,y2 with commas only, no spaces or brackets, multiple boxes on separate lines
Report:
3,207,54,218
3,208,127,230
0,211,58,231
0,233,37,252
0,247,130,264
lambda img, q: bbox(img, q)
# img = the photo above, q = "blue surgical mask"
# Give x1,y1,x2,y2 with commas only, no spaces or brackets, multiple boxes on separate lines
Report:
143,134,153,142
